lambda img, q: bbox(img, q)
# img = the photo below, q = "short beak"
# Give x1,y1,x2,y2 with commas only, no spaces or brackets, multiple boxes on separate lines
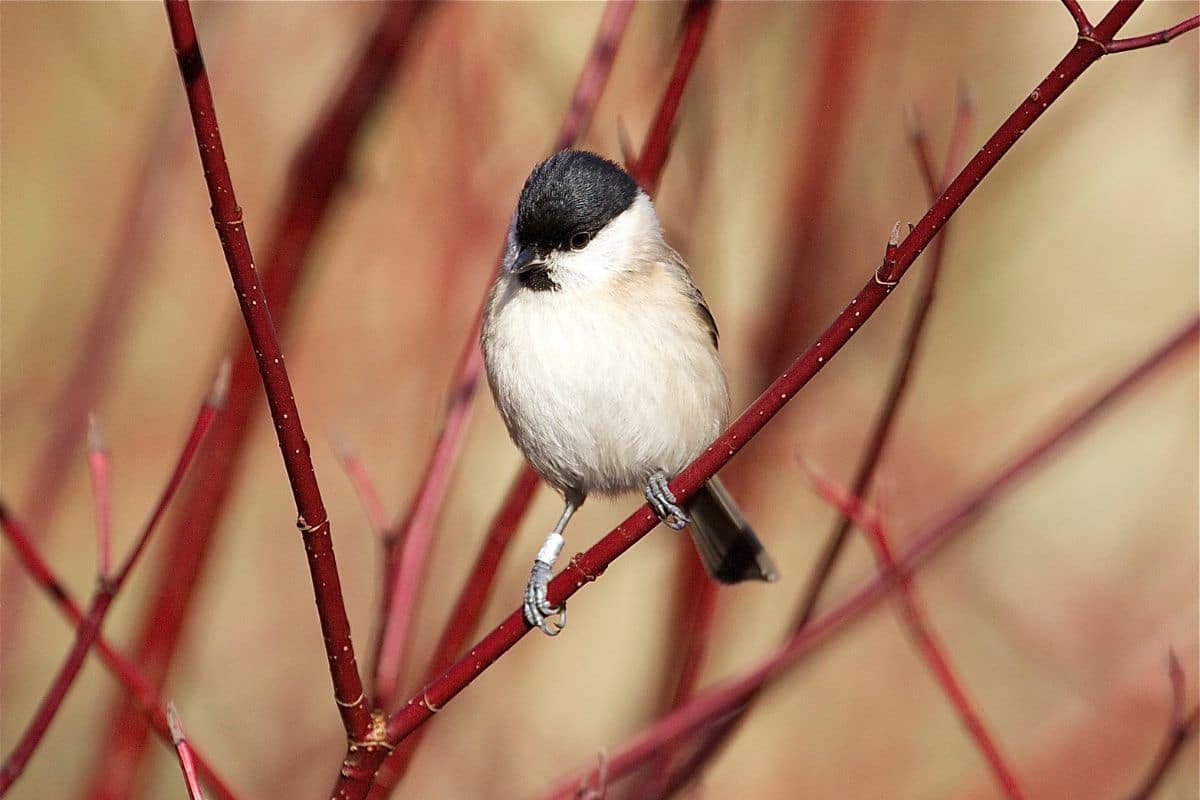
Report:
508,245,545,275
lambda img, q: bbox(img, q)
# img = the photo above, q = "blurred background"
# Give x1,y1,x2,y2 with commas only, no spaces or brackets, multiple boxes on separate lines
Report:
1,2,1196,798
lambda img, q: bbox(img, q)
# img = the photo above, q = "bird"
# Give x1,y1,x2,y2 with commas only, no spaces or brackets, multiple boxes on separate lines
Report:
481,149,777,635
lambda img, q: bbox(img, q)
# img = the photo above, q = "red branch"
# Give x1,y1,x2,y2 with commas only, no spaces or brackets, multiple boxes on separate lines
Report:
85,6,429,796
1124,651,1200,799
164,0,369,737
382,0,1159,757
167,704,206,800
0,369,223,794
0,506,240,800
542,316,1198,797
654,87,976,800
805,470,1024,799
628,0,713,194
368,0,635,713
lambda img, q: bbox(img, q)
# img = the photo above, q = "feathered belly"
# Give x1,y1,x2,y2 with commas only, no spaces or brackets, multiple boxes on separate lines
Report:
483,287,728,499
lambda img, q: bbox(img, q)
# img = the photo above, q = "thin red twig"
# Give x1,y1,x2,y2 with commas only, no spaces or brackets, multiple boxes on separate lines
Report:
0,505,240,800
628,0,713,194
363,4,1168,788
1107,15,1199,52
86,414,112,579
805,469,1024,799
87,6,429,795
0,368,223,794
368,0,635,714
335,439,391,535
542,316,1198,798
366,465,542,796
168,704,206,800
1124,652,1200,799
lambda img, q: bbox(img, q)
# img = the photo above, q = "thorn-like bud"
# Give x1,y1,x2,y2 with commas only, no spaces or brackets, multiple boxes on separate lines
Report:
167,702,185,744
87,413,106,453
207,357,231,408
889,221,903,248
908,222,916,234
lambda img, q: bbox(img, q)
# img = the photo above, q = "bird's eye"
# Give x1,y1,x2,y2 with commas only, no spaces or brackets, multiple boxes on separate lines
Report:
569,231,591,250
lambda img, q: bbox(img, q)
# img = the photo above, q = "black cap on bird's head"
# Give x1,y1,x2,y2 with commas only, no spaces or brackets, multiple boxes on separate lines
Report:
508,150,640,277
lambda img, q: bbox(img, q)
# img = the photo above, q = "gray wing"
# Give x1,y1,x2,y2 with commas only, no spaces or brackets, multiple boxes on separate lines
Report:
663,246,719,349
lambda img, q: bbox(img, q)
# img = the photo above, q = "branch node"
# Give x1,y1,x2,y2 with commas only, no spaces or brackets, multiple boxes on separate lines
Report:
296,514,329,535
334,691,365,709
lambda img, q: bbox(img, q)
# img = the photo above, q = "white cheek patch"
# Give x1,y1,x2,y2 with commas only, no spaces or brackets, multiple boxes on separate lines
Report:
550,193,661,291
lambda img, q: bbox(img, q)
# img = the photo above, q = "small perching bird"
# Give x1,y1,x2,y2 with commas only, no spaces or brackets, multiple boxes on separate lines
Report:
482,150,777,635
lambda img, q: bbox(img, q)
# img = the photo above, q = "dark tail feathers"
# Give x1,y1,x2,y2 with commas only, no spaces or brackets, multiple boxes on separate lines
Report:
685,477,778,584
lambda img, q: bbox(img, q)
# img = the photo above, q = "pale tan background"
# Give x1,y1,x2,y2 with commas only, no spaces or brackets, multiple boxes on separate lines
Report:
1,2,1196,799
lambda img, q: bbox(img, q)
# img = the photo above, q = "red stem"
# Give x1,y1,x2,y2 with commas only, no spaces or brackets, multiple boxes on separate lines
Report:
629,0,714,194
805,471,1024,799
754,0,880,387
0,505,240,800
164,0,372,736
368,0,635,713
167,705,206,800
655,86,975,800
0,378,221,794
1108,15,1199,52
542,316,1198,798
336,442,390,535
366,466,542,796
85,7,429,796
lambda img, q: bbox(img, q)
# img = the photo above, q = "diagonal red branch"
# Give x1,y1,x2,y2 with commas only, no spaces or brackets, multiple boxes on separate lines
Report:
653,86,976,800
368,0,636,713
805,469,1024,799
0,505,240,800
0,369,223,794
162,0,371,739
541,315,1198,798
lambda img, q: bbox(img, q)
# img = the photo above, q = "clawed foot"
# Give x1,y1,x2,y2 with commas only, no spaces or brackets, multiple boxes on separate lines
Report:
645,471,688,530
524,560,566,636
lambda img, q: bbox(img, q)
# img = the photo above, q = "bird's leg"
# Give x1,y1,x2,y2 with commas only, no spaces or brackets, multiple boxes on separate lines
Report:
524,501,576,636
645,470,688,531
